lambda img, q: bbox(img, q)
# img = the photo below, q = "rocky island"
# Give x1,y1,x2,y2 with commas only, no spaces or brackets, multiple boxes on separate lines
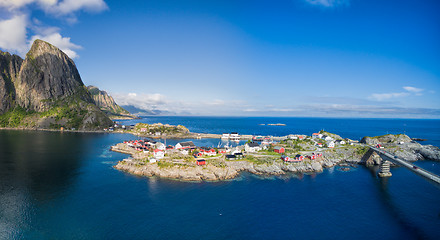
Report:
112,130,440,181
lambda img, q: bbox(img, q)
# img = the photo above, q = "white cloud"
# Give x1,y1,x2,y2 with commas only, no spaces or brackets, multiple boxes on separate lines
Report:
110,91,440,118
50,0,108,15
304,0,350,7
369,86,425,101
0,0,107,14
0,14,28,55
369,92,409,101
113,93,168,110
243,108,260,112
0,0,107,57
0,0,37,9
206,99,225,106
403,86,423,93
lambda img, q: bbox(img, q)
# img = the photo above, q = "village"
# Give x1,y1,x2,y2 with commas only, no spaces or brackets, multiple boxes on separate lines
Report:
110,122,438,182
111,129,359,168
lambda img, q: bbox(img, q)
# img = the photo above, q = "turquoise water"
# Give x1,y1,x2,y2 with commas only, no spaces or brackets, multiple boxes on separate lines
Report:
1,117,440,239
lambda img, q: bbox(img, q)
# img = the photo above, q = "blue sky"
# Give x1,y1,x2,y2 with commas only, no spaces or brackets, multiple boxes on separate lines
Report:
1,0,439,118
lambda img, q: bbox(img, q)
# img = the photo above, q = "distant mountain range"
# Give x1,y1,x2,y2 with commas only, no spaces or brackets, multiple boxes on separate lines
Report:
120,105,176,116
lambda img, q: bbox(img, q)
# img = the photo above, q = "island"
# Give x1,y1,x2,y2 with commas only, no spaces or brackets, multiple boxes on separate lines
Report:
111,128,440,181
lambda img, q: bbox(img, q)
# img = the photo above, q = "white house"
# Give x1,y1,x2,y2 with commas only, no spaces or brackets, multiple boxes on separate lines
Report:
175,141,196,150
324,136,334,141
154,149,165,159
328,141,335,148
221,133,230,139
156,143,166,150
245,142,261,152
336,140,346,145
149,158,157,163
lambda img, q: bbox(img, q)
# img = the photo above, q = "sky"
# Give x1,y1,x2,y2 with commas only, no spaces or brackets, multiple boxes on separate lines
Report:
0,0,440,118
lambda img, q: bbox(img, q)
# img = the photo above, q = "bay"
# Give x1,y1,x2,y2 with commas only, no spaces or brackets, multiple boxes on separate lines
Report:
1,117,440,239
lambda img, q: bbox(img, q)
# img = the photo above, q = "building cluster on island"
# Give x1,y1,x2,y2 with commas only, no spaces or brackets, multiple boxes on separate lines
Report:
120,130,356,166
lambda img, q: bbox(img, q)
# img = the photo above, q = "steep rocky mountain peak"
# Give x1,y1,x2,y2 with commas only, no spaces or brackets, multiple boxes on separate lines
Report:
15,39,92,112
0,39,113,130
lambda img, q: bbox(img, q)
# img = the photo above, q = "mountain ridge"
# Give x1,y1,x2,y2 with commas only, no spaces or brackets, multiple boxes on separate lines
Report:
87,85,137,119
0,40,113,130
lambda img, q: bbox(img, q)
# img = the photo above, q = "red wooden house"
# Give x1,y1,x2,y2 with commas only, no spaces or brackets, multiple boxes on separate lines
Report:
294,155,304,161
218,149,228,154
274,146,285,153
199,147,216,156
196,159,206,165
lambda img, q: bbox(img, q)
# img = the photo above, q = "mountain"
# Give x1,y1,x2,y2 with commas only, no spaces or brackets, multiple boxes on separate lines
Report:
120,105,176,116
0,51,22,114
0,39,113,130
87,86,137,119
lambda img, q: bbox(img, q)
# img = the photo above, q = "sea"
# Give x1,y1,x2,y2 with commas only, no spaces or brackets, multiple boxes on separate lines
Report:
1,117,440,240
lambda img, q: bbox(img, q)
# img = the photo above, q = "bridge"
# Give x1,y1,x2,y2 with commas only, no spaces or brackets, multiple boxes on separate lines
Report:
368,146,440,186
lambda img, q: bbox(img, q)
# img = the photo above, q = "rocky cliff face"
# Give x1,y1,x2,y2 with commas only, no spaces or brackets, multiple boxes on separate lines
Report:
0,51,22,114
87,86,136,119
0,39,113,130
16,40,92,111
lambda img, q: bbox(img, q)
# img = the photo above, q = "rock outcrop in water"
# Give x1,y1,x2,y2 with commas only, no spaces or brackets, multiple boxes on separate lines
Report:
361,134,440,162
0,39,113,130
87,85,136,119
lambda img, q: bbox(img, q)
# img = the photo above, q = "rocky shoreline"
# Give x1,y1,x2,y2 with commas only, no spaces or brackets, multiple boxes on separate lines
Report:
113,155,328,182
111,142,357,182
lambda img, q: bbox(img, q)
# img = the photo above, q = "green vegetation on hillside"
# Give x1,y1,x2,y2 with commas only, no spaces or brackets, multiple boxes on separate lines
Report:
0,87,111,130
0,106,33,127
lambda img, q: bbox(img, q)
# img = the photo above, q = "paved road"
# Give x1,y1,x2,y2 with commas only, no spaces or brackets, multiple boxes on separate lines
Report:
369,146,440,186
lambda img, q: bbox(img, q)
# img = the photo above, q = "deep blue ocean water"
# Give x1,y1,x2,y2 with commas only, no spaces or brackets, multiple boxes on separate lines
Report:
1,117,440,240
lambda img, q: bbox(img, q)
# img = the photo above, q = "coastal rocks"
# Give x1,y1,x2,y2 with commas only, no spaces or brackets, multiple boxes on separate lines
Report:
115,161,239,181
320,131,343,140
253,163,285,175
361,149,382,166
417,145,440,161
280,164,299,173
360,137,380,146
361,134,412,145
311,162,323,172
